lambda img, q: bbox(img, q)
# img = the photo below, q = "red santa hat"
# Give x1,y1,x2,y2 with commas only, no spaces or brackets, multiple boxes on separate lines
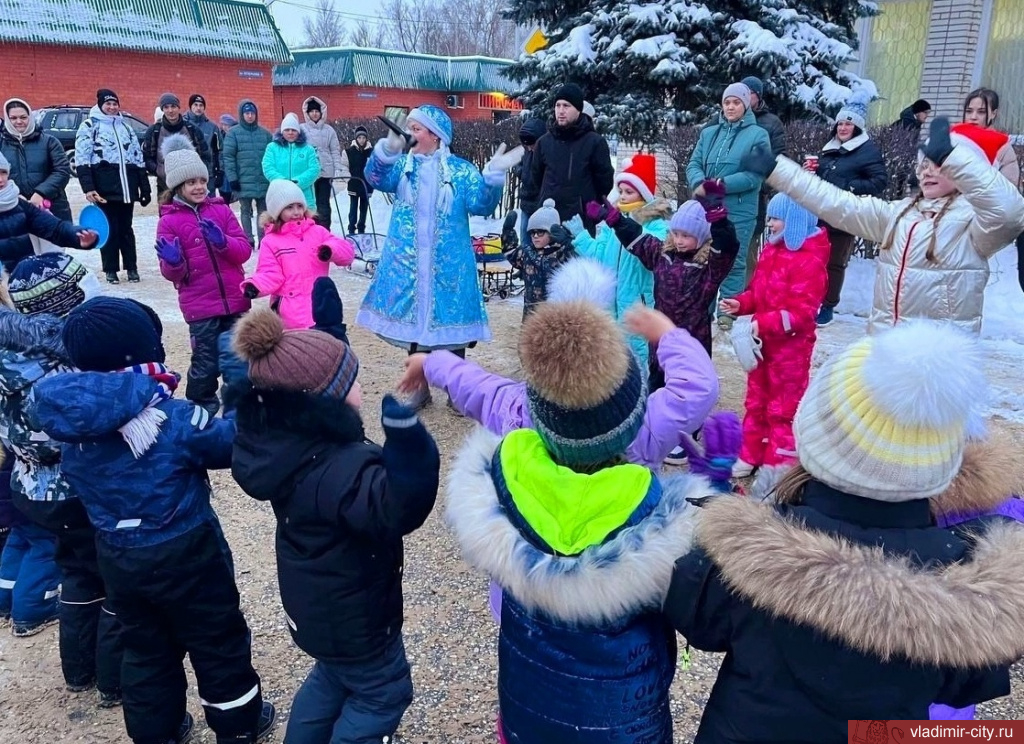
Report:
615,154,657,202
950,123,1009,165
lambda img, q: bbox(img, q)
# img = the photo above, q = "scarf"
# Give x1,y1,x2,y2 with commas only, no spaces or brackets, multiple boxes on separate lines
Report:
116,362,179,458
161,116,186,134
397,146,455,215
617,198,646,214
0,180,20,212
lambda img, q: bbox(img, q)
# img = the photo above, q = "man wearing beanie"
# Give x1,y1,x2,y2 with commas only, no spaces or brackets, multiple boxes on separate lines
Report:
30,296,276,744
143,92,211,194
300,96,342,229
183,93,224,198
895,97,931,131
339,124,373,234
665,322,1024,743
447,297,711,744
223,99,272,245
229,308,439,744
530,81,614,234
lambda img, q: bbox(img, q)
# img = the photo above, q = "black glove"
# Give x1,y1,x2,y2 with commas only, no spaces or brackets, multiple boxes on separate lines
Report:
500,211,519,252
311,276,348,344
230,181,241,192
242,283,259,299
610,215,643,247
740,144,778,179
138,190,151,207
919,116,954,167
317,245,333,262
548,224,574,247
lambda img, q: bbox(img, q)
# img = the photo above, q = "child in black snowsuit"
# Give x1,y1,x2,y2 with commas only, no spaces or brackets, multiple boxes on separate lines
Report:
503,198,576,319
229,306,440,744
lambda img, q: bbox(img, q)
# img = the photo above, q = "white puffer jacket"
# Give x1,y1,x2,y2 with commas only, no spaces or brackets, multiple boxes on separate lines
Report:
769,147,1024,335
301,96,341,179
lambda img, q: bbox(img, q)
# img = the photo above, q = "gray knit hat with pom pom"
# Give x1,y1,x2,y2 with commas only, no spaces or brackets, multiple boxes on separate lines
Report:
161,133,209,190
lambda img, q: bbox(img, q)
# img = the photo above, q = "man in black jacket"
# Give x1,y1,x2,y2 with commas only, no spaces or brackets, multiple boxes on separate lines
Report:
894,99,931,131
530,84,614,234
340,126,373,234
143,93,211,194
183,94,222,197
514,117,547,246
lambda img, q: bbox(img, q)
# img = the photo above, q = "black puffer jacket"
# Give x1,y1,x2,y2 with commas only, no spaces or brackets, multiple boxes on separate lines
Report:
531,115,614,231
751,102,787,157
0,129,72,222
665,480,1024,744
517,118,547,217
817,132,888,198
142,117,211,183
231,388,440,663
0,200,81,272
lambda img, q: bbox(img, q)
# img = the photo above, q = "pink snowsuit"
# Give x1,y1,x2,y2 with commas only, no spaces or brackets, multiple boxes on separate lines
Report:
734,229,829,467
243,217,354,329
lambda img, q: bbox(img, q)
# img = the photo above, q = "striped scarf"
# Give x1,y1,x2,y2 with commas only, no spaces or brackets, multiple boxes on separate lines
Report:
116,362,179,458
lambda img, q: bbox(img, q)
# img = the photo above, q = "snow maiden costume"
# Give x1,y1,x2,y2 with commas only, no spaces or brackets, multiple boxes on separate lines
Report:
357,105,506,350
447,297,713,744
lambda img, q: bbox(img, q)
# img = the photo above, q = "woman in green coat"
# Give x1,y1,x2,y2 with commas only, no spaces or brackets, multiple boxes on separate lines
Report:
686,83,771,318
262,113,320,209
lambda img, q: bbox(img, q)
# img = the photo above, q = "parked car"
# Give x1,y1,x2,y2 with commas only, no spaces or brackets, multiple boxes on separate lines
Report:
32,106,150,177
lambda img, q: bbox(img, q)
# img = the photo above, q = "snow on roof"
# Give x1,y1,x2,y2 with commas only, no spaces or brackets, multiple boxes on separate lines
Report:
0,0,292,63
274,48,516,93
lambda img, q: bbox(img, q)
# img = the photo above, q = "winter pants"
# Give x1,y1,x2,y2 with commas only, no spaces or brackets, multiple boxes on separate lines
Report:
238,197,267,246
823,228,857,309
96,522,263,744
718,216,755,302
18,497,123,692
0,520,59,624
98,200,138,274
286,638,413,744
187,314,243,414
739,339,814,468
314,178,334,230
347,193,369,234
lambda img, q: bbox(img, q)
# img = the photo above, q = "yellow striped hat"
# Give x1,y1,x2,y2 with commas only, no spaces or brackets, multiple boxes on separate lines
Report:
793,322,985,502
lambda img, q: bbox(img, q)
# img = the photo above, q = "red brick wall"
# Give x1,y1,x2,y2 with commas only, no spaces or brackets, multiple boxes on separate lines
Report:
5,42,275,123
272,85,507,126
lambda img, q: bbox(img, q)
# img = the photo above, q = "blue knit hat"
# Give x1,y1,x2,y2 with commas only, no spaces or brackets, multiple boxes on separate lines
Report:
835,90,872,131
519,300,646,470
670,200,711,246
62,297,165,371
766,193,819,251
740,76,764,98
407,104,453,146
9,254,98,317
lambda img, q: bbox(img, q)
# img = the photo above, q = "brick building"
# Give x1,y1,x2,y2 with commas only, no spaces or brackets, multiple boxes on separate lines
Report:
0,0,291,121
852,0,1024,132
272,47,521,124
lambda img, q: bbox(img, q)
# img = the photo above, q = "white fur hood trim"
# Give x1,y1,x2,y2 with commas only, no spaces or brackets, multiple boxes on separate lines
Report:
446,427,709,626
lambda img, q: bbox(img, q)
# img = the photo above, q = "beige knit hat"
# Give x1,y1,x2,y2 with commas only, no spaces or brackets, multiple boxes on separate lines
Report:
265,179,306,221
793,322,985,502
161,134,209,190
232,308,359,399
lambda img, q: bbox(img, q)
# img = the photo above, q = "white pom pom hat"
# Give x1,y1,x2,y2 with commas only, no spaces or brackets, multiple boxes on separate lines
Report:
793,322,986,501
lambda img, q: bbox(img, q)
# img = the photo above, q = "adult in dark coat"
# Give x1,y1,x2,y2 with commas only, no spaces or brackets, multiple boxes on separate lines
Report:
222,99,272,245
894,98,931,131
143,93,211,194
339,125,373,234
1,98,73,222
183,94,223,198
665,324,1024,744
530,84,614,234
808,93,888,325
515,117,547,246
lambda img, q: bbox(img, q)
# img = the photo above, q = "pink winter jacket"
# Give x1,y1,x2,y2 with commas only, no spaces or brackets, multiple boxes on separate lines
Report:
157,198,252,323
424,327,719,469
243,217,355,329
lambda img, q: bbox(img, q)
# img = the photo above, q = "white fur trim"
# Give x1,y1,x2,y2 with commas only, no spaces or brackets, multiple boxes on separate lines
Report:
445,427,708,625
547,257,618,313
615,172,654,202
861,322,985,430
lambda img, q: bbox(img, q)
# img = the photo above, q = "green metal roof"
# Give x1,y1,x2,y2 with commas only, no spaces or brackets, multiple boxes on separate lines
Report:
0,0,292,63
274,47,516,93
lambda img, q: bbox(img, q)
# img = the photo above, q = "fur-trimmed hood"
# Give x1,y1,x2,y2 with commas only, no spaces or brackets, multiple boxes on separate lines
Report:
696,495,1024,668
632,197,673,226
272,129,309,147
931,431,1024,522
447,427,709,626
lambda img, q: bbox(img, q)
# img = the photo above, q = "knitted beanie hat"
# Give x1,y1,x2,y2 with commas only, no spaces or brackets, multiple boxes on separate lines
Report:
354,125,368,137
407,105,453,146
189,94,206,108
159,92,180,109
670,200,711,246
265,179,307,220
553,83,585,113
96,89,119,107
520,299,645,470
9,254,100,317
280,112,301,132
794,322,985,502
766,193,819,250
63,297,165,371
835,90,872,131
722,83,751,110
740,76,764,97
527,198,560,233
616,154,657,203
912,99,932,115
233,308,359,400
240,101,257,116
161,134,209,190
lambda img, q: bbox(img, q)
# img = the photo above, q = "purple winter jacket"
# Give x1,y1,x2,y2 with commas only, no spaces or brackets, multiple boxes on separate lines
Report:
157,197,252,323
424,326,719,469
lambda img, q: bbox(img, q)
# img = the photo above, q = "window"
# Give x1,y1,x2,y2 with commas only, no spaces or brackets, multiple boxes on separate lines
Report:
981,0,1024,134
861,0,932,125
53,111,79,131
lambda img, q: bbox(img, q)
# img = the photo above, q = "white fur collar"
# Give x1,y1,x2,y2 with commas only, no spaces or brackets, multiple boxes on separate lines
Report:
822,131,870,153
446,427,709,625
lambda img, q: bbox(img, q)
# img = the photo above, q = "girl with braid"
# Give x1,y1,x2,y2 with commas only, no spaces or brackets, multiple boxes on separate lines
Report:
740,117,1024,336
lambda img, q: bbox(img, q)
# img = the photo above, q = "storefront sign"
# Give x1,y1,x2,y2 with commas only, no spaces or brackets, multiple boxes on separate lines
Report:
479,93,523,111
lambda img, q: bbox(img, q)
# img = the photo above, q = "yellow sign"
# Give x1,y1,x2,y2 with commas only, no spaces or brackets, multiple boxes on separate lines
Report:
524,28,548,55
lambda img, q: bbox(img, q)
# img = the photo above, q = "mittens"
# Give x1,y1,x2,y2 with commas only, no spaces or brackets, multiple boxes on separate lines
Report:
548,224,574,247
563,214,586,237
317,245,333,262
585,199,621,227
730,315,763,372
242,283,259,300
696,180,728,223
311,276,348,344
679,412,742,492
920,116,954,167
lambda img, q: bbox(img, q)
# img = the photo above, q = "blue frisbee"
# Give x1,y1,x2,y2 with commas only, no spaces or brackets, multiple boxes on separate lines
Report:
78,204,109,250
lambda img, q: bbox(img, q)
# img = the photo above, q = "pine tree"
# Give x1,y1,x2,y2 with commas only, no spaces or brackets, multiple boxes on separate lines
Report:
504,0,879,147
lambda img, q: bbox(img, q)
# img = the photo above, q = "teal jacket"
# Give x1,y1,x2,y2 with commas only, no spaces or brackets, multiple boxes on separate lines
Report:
686,109,770,228
573,198,670,370
262,131,320,207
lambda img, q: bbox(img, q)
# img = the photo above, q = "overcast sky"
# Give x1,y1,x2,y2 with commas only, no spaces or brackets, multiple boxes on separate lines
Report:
268,0,387,49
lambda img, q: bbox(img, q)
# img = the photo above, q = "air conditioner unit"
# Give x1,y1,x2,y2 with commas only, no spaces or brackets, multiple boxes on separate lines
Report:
445,94,465,109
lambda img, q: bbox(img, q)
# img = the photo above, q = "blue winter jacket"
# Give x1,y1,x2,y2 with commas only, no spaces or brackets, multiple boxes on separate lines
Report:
448,428,708,744
29,371,233,548
0,200,83,273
